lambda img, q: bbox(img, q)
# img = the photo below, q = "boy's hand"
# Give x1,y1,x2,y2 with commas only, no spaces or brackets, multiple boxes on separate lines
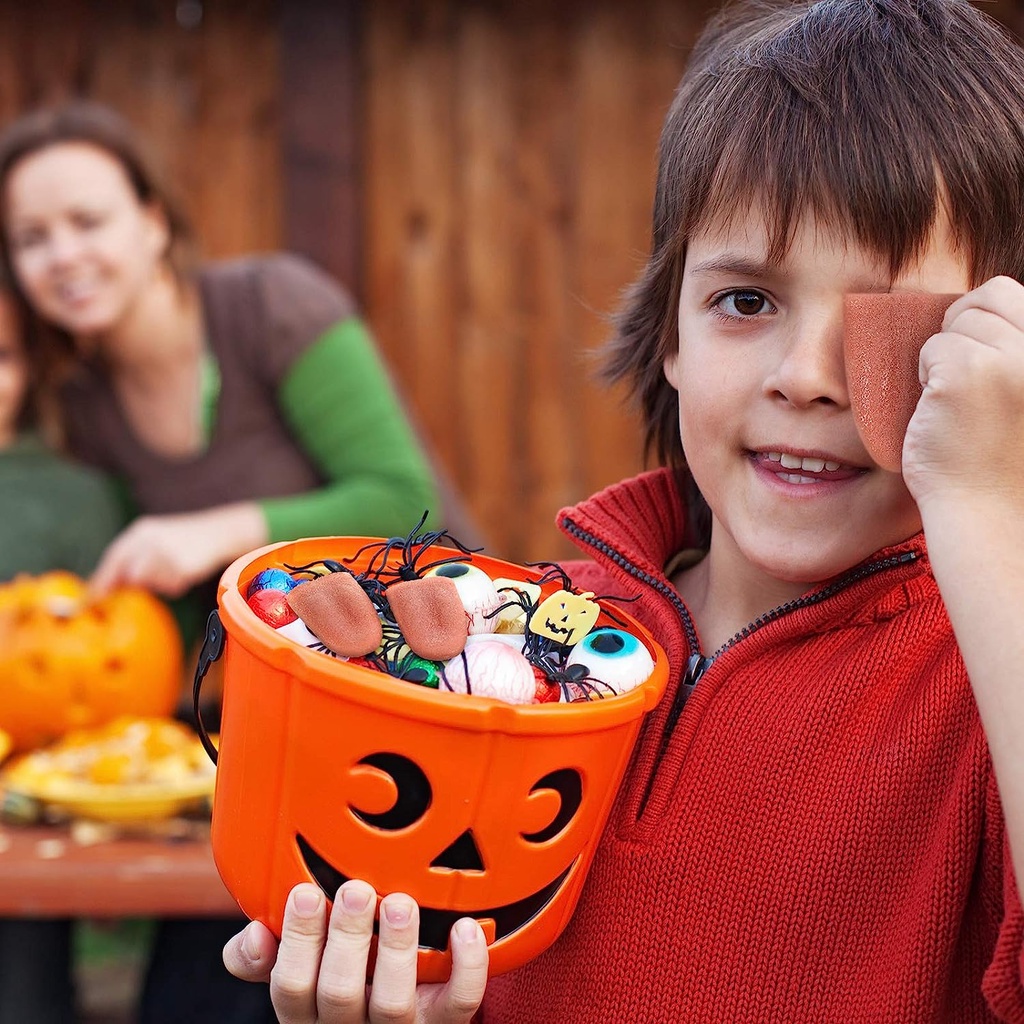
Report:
902,275,1024,519
223,882,488,1024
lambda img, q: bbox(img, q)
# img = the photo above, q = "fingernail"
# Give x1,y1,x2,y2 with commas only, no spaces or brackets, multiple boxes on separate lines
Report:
243,923,262,961
383,899,411,926
454,918,481,944
293,886,323,917
341,884,372,913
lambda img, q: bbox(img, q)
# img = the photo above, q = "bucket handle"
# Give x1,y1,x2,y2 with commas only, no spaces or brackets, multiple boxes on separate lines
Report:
193,609,226,766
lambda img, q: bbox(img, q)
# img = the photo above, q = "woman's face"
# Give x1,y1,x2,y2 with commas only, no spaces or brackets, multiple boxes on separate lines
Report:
3,141,169,340
0,298,28,445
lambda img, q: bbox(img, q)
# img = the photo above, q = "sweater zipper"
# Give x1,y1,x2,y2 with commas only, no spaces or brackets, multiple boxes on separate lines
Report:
561,515,919,748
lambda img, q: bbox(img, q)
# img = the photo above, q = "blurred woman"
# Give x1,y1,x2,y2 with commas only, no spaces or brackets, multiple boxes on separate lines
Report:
0,99,440,1024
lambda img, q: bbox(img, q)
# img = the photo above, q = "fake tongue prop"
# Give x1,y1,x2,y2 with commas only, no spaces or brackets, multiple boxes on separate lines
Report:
843,292,960,472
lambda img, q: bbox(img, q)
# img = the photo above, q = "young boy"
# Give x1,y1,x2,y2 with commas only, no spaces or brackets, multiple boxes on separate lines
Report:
223,1,1024,1020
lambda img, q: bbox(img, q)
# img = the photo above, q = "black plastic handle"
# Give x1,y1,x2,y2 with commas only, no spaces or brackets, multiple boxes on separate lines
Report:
193,609,226,766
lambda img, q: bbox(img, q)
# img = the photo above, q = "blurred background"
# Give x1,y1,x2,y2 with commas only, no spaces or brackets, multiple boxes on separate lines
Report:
2,0,1021,564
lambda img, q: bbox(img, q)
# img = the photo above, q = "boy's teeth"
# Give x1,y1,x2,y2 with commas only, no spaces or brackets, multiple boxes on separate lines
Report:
777,453,826,472
768,452,844,472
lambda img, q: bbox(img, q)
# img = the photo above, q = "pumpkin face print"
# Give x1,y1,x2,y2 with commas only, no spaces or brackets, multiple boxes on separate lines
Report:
209,538,668,981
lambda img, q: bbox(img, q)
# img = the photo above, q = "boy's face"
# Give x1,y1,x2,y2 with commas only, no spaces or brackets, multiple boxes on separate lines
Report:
0,299,27,446
666,204,969,590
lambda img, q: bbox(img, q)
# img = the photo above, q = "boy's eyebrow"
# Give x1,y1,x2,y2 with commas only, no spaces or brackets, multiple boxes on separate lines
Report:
687,254,776,278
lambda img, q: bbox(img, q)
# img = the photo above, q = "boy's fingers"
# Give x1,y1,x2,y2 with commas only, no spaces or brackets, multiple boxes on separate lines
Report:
222,920,279,984
270,884,329,1024
314,880,377,1020
439,918,489,1020
366,893,419,1022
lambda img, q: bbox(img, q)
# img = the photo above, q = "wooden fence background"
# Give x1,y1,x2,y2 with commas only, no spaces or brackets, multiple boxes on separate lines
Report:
1,0,1020,563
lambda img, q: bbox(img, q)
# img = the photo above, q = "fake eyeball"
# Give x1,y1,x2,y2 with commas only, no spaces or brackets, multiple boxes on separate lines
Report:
275,617,345,659
424,562,502,635
565,628,654,695
246,568,299,598
491,578,542,635
440,640,536,704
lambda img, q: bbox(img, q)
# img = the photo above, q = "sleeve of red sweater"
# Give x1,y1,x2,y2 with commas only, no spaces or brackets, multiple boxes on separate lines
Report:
981,769,1024,1021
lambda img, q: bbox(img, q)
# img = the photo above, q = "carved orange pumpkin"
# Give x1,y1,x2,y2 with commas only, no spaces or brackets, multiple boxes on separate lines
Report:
0,572,184,752
209,538,668,982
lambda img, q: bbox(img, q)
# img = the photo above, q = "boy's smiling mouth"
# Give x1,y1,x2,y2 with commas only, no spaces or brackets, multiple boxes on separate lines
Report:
751,450,866,484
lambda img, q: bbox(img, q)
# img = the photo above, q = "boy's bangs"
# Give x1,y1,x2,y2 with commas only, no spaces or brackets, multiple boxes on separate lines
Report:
678,66,943,277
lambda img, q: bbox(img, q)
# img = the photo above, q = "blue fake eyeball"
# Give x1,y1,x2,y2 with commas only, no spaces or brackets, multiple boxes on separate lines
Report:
246,568,299,598
565,628,654,695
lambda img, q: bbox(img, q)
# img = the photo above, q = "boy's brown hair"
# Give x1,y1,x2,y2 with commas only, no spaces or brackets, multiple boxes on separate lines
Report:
607,0,1024,469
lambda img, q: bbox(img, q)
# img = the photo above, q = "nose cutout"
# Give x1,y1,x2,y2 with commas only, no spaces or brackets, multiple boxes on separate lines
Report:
431,829,484,871
843,293,960,471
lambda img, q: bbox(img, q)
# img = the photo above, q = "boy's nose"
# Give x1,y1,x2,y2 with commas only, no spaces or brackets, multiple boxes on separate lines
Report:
764,311,848,409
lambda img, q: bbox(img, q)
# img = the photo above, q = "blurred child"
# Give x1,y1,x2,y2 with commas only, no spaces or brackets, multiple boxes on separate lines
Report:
0,288,123,1024
224,1,1024,1020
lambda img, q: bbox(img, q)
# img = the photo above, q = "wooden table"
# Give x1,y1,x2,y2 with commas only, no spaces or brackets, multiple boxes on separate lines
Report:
0,822,241,918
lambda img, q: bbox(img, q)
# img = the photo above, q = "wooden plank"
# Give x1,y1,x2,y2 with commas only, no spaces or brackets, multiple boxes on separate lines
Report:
514,0,580,563
280,0,362,297
0,825,238,918
455,2,522,559
574,1,703,510
364,0,465,499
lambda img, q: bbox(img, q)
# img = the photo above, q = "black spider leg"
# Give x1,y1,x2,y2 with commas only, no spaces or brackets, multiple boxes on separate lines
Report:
591,603,636,631
437,649,470,694
376,624,410,676
481,588,536,626
285,558,350,576
522,561,575,591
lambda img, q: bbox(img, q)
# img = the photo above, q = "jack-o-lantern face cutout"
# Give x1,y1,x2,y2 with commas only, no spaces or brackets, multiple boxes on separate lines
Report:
295,751,583,950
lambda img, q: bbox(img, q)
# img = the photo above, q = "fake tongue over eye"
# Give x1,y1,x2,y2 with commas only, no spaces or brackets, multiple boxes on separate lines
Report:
565,628,654,695
843,292,960,472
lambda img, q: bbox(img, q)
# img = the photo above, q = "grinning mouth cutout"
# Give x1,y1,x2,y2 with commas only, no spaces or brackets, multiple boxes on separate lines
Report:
296,833,572,951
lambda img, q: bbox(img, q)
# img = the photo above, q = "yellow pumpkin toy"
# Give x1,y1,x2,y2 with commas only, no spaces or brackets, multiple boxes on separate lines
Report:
0,572,184,752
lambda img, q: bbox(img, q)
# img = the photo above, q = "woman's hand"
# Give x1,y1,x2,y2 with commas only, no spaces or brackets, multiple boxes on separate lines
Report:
89,502,269,598
223,882,488,1024
902,275,1024,521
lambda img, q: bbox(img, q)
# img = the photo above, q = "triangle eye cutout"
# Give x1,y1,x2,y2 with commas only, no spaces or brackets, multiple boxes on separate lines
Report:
431,829,484,872
843,292,960,472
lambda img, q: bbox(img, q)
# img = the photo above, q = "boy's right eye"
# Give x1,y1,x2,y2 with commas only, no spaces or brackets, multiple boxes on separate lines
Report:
714,290,774,318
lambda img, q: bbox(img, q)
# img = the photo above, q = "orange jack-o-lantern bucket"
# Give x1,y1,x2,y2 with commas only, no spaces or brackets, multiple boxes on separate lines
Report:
205,537,668,982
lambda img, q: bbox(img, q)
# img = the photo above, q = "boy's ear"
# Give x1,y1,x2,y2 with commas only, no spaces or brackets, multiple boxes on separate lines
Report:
663,350,680,391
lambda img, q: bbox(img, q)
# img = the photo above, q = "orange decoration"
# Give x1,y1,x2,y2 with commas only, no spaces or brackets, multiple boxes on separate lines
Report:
0,572,184,752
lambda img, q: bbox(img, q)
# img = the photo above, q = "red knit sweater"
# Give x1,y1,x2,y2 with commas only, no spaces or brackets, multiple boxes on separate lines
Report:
483,470,1024,1023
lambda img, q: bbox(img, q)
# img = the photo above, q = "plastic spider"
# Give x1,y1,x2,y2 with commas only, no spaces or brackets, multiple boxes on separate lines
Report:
345,511,482,585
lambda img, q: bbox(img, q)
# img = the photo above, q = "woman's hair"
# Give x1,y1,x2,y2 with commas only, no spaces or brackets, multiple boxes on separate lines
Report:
0,101,197,414
607,0,1024,469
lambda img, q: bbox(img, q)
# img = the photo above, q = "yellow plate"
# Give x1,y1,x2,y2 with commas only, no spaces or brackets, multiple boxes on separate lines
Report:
0,773,215,823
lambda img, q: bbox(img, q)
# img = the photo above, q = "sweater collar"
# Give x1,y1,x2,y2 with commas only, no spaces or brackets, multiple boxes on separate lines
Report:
556,467,700,583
